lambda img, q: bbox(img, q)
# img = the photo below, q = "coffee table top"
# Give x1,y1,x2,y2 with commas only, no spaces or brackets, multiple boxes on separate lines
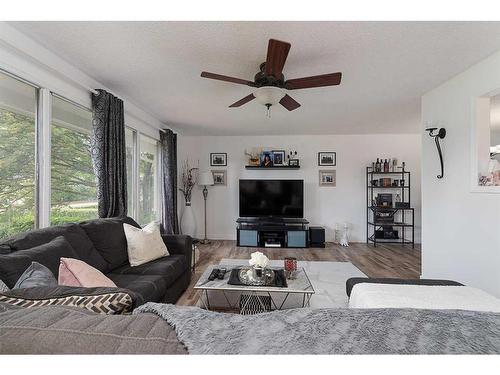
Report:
194,259,315,294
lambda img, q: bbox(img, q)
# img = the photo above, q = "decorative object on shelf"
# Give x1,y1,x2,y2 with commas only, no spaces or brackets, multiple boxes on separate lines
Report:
334,223,350,247
392,158,398,172
284,257,297,279
288,159,300,167
376,193,393,207
210,152,227,166
400,179,405,187
287,150,299,164
179,160,198,237
272,150,286,166
260,151,274,167
197,171,214,244
211,170,227,186
244,149,261,166
319,170,336,186
380,178,392,187
318,152,336,166
425,127,446,179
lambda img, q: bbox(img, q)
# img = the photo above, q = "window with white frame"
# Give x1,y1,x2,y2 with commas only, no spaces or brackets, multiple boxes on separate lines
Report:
50,95,97,224
0,68,161,238
138,134,159,225
0,71,37,239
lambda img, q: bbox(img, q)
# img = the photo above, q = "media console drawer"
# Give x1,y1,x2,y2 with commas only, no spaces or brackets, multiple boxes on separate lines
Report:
287,231,307,248
239,229,258,247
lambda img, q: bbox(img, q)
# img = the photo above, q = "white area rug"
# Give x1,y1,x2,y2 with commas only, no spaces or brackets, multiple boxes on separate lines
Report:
201,259,366,309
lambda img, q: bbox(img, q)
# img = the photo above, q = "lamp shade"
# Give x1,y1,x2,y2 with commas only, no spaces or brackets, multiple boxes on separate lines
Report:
198,171,214,186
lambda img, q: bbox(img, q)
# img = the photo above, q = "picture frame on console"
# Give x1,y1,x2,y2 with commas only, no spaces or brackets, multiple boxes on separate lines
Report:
272,150,286,166
289,159,300,167
318,152,336,166
212,170,227,186
210,153,227,166
319,170,336,186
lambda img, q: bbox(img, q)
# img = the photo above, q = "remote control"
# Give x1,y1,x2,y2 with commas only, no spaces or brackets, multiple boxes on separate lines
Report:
208,268,220,281
217,267,227,279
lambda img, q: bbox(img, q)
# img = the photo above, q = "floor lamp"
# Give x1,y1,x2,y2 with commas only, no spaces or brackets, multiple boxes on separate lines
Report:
198,171,214,244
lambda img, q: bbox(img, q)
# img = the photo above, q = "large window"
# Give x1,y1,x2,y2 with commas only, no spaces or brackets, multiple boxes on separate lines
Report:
0,72,37,239
50,95,97,224
0,68,161,238
138,134,159,224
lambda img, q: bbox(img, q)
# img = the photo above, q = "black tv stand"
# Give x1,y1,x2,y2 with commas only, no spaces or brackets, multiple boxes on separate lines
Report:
236,217,309,248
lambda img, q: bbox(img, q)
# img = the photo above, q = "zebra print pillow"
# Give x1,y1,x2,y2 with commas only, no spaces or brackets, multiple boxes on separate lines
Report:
0,286,135,315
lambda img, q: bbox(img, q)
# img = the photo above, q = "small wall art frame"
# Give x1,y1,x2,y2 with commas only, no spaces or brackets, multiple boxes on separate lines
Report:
319,170,336,186
212,170,227,186
318,152,336,166
210,153,227,166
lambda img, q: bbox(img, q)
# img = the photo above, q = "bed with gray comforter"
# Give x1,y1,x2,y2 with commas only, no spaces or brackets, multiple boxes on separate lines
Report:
1,302,500,354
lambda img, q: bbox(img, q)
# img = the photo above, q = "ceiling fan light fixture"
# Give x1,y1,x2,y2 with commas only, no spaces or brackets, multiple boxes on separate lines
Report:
253,86,285,106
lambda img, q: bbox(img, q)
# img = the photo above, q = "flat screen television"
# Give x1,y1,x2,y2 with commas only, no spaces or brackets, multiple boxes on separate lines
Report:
239,179,304,218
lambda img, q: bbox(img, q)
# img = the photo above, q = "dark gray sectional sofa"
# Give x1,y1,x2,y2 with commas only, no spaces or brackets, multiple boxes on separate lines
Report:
0,216,192,305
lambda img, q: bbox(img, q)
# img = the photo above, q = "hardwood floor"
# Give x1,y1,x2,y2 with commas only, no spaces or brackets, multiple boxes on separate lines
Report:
176,241,421,306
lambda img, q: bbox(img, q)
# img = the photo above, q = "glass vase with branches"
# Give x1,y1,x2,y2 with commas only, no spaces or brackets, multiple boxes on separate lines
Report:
179,160,199,206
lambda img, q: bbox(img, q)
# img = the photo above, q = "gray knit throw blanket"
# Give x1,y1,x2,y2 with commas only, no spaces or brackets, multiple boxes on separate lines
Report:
134,303,500,354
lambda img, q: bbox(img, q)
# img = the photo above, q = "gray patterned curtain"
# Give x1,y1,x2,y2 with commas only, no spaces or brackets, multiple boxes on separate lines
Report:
160,129,179,234
90,89,127,218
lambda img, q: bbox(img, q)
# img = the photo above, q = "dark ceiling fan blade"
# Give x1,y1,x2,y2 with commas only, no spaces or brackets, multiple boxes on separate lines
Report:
279,94,301,111
265,39,291,78
201,72,256,87
229,93,256,107
285,72,342,90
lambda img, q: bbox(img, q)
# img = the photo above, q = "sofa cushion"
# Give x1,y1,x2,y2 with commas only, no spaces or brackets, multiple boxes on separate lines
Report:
124,222,169,266
79,217,141,271
59,258,117,288
111,255,187,286
0,236,78,288
0,286,136,315
106,274,170,304
0,223,107,272
13,262,58,289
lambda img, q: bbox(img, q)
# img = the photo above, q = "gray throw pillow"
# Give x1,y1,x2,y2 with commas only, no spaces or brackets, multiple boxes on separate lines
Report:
0,279,9,293
13,262,57,289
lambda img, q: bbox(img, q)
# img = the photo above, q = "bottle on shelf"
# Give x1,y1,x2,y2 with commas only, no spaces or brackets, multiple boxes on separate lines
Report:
375,158,380,172
384,159,389,172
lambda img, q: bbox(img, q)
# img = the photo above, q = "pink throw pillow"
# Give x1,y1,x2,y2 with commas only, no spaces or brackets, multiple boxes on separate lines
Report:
58,258,116,288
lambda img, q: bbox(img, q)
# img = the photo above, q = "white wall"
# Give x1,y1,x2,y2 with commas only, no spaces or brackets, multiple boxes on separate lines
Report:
421,50,500,297
178,134,421,243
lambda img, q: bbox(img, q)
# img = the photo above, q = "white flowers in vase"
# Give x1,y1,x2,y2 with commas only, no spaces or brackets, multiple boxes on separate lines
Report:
249,251,269,269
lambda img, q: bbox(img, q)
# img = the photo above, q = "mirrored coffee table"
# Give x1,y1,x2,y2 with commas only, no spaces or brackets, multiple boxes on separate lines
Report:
194,259,315,314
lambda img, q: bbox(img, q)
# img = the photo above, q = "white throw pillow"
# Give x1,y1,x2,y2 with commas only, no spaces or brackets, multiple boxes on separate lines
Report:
123,222,169,267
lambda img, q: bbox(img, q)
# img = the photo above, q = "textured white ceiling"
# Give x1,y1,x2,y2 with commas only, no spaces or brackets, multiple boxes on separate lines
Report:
10,21,500,135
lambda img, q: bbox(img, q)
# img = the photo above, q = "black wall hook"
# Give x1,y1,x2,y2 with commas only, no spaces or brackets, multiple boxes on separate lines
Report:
426,127,446,179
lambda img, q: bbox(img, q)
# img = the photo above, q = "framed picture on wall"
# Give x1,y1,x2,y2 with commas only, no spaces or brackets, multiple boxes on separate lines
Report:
210,153,227,166
318,152,336,166
212,170,227,186
319,170,336,186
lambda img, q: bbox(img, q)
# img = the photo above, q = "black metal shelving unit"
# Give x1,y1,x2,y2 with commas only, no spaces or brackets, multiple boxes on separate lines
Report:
366,166,415,248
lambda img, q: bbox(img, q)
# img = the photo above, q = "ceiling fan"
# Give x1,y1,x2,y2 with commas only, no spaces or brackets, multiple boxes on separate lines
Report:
200,38,342,116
